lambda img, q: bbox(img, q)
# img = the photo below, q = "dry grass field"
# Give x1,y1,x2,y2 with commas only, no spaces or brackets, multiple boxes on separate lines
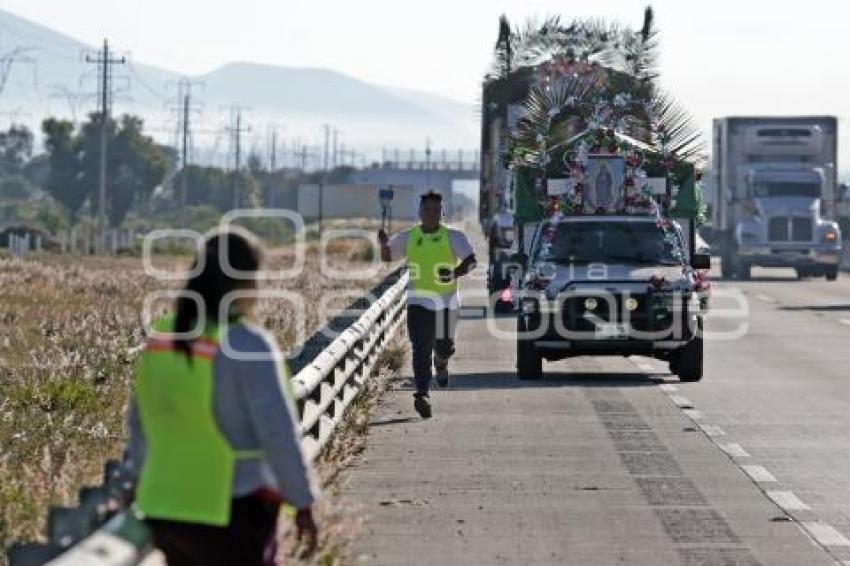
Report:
0,238,389,556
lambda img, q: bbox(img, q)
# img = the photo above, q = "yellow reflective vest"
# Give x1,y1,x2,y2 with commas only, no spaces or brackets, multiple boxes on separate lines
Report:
406,224,458,298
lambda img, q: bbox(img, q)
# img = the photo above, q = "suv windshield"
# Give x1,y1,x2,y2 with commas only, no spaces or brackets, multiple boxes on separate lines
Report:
534,221,683,265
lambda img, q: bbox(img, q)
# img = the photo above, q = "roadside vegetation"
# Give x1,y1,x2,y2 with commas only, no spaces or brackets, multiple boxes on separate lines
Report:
0,239,390,558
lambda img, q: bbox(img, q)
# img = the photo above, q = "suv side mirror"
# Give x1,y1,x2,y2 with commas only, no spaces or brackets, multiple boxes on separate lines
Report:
691,253,711,270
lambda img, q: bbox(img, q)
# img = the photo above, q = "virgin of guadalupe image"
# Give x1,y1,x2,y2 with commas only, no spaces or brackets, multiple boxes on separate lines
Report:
593,161,614,209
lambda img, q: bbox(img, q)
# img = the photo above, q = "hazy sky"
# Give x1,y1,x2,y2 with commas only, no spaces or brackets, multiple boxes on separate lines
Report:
0,0,848,160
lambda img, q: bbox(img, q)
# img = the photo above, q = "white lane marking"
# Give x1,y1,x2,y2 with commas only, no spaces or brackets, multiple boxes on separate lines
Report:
669,395,693,408
756,294,775,303
659,384,678,393
767,491,811,511
720,443,750,458
741,465,778,483
699,424,726,437
683,409,704,421
840,319,850,327
802,522,850,546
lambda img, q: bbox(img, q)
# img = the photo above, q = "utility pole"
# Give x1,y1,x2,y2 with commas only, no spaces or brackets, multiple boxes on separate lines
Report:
267,123,285,171
425,138,434,189
320,124,335,238
234,112,242,209
323,124,331,171
85,40,125,249
227,109,252,209
332,128,339,169
270,128,277,171
181,92,190,227
168,79,203,228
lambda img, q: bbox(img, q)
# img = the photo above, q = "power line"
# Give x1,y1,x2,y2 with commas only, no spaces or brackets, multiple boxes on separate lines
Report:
48,85,93,126
127,62,169,104
0,46,36,98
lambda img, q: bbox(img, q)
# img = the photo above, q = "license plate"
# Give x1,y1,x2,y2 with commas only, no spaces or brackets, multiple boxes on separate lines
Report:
596,323,628,339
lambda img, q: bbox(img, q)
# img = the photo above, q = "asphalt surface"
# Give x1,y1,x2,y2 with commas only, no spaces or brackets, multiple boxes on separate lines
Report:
338,252,850,565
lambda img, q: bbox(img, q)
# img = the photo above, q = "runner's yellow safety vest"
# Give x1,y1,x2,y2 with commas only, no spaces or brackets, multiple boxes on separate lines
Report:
134,315,291,526
406,224,458,297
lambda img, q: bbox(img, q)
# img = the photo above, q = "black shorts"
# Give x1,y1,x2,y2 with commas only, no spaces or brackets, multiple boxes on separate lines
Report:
146,493,279,566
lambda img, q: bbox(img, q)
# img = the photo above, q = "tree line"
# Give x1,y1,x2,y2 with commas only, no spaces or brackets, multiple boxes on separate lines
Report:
0,113,347,234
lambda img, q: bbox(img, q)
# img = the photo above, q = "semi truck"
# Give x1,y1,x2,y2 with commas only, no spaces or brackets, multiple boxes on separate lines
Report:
712,116,842,280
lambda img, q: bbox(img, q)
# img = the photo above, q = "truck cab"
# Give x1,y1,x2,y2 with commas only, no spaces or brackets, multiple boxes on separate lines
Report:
515,215,709,382
713,118,843,280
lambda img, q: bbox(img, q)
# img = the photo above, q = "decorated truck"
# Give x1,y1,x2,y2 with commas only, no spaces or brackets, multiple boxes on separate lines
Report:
711,116,842,280
478,10,711,381
510,103,710,382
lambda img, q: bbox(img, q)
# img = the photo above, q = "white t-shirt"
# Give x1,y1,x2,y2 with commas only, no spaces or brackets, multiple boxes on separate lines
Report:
388,225,475,310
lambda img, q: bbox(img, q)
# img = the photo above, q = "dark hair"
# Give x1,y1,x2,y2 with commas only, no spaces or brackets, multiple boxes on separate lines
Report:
420,190,442,204
173,227,263,359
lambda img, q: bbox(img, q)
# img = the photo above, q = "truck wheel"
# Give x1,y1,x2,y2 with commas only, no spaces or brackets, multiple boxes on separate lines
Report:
720,235,735,279
517,318,543,380
668,354,680,376
826,266,839,281
676,337,703,383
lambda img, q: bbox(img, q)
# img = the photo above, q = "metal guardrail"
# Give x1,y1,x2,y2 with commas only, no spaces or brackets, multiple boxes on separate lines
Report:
7,270,409,566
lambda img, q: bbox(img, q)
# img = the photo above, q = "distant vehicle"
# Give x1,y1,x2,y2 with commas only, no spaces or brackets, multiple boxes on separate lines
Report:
479,66,538,304
515,216,709,382
712,116,843,280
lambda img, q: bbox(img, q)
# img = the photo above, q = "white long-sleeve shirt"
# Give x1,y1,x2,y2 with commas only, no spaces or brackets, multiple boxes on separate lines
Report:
125,322,320,510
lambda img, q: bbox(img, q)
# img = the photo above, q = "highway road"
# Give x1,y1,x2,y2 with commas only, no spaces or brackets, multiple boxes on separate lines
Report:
339,259,850,565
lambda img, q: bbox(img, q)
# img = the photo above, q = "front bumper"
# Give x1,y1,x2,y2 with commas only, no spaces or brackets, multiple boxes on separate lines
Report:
737,244,841,268
532,338,689,358
519,291,700,358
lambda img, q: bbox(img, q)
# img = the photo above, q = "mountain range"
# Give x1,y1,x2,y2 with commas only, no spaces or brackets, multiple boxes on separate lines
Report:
0,8,478,163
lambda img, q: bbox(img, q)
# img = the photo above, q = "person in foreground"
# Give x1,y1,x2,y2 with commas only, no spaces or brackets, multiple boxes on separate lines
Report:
124,226,320,566
379,190,477,418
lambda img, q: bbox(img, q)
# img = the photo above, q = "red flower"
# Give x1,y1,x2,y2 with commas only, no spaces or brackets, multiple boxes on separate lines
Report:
649,274,666,290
